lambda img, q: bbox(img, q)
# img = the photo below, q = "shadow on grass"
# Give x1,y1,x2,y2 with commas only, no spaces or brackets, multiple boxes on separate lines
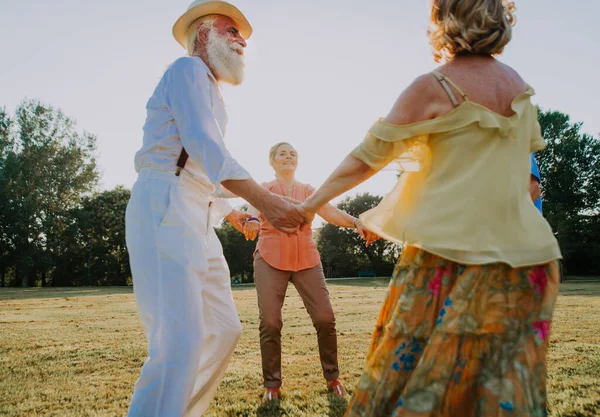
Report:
252,392,348,417
0,286,133,301
3,277,597,302
232,278,393,291
326,278,391,288
557,280,600,298
255,399,285,417
327,392,349,417
563,276,600,282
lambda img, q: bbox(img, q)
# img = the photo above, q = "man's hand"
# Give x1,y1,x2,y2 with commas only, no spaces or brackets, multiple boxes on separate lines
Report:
530,175,541,202
295,203,317,231
261,195,304,234
225,210,251,234
243,220,260,241
221,179,303,234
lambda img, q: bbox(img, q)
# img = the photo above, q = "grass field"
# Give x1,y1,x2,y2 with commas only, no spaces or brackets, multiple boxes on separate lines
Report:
0,278,599,417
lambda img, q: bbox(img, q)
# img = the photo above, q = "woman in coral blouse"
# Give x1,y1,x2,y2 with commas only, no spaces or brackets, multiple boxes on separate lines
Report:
243,142,378,402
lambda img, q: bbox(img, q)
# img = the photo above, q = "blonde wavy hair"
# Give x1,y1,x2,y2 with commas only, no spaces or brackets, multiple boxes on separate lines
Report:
428,0,517,63
269,142,295,163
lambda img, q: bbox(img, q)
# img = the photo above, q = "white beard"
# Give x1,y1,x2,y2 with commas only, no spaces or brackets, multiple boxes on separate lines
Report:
206,29,245,85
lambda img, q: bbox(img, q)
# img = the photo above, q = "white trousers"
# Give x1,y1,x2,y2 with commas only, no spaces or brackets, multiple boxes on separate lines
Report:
125,169,242,417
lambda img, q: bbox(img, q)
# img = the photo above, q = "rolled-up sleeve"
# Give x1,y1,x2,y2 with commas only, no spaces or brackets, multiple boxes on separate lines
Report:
166,58,251,185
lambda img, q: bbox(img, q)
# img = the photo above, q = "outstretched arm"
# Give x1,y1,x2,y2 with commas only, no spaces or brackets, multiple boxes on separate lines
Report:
300,155,376,223
317,203,356,228
318,203,380,246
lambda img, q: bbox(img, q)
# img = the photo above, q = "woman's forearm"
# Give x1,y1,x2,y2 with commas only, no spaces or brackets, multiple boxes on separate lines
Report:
304,154,376,212
318,204,356,228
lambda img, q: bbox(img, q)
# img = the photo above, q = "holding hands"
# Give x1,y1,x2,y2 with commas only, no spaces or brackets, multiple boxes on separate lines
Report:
353,218,381,247
240,202,381,247
296,202,381,247
242,194,304,240
261,195,305,234
226,210,252,233
243,218,261,241
294,203,316,229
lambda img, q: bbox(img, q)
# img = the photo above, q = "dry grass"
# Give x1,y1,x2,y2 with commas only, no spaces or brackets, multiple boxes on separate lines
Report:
0,278,598,417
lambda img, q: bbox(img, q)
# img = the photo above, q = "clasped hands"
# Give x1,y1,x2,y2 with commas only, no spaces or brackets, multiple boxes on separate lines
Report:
228,195,379,247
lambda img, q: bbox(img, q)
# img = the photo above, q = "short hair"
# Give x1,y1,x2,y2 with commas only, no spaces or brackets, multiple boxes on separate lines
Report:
186,14,218,56
268,142,295,163
428,0,516,63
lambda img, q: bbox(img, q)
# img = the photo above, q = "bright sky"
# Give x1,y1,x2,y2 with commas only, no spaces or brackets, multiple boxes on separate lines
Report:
2,0,598,209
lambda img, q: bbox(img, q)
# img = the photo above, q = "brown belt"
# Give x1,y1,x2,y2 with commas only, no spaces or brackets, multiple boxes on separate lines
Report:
175,148,189,176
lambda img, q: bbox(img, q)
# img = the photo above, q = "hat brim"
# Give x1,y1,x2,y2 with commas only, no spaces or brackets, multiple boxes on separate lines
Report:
173,1,253,49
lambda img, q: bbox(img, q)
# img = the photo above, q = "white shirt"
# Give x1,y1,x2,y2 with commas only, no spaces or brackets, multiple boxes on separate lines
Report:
135,56,251,220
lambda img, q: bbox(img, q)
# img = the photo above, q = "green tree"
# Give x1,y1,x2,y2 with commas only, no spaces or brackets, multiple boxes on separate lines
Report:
317,193,400,278
52,187,131,286
0,108,13,286
0,100,99,286
215,206,256,283
536,108,600,274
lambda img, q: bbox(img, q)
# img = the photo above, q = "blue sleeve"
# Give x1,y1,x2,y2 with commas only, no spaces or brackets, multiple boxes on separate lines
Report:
530,153,540,182
530,154,543,213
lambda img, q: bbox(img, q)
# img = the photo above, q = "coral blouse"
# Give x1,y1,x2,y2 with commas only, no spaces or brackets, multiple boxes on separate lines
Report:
256,180,321,272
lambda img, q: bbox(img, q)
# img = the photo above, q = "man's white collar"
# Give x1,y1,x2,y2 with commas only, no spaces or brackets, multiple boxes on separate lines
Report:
192,56,219,84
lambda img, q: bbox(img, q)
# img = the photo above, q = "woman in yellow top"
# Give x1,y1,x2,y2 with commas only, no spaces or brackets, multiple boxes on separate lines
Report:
297,1,562,416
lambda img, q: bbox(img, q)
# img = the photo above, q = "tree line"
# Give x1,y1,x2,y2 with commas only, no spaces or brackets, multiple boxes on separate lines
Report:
1,100,599,287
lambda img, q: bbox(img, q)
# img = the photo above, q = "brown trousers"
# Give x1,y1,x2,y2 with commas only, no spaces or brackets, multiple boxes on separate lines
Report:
253,253,339,388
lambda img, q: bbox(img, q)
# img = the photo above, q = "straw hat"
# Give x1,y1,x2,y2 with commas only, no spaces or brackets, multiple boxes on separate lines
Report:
172,0,253,49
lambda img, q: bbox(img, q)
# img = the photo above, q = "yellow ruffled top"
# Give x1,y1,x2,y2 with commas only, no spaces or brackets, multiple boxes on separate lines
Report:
352,86,562,267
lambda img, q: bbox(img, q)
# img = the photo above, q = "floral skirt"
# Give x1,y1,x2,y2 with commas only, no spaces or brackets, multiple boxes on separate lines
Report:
345,246,560,417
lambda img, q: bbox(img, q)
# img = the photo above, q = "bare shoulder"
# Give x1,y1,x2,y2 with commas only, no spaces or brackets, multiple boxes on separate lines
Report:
498,61,529,91
383,73,449,126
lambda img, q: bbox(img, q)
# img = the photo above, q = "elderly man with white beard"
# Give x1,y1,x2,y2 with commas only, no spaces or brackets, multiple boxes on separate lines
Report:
125,1,304,416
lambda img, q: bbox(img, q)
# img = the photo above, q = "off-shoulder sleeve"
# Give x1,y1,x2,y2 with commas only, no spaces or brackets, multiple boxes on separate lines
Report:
530,117,546,152
351,115,457,171
351,133,402,171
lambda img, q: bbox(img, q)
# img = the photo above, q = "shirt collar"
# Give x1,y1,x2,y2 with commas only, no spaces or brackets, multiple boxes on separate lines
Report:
192,56,224,101
192,56,218,84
